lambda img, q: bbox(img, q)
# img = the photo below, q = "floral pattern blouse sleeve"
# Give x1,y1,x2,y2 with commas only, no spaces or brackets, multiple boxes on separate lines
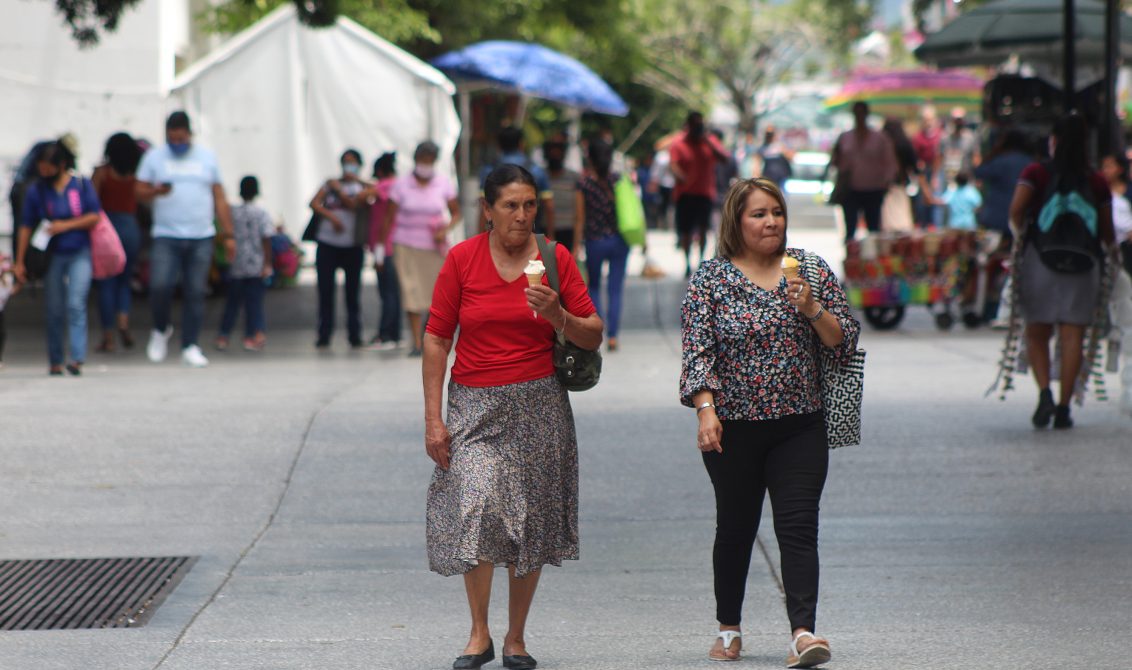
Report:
809,252,861,365
679,267,721,408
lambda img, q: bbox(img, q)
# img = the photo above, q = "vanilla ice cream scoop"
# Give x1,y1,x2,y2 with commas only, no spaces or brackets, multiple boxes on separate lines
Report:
525,259,546,286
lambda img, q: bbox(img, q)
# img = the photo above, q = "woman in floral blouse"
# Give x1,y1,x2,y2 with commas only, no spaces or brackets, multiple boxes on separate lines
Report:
680,178,860,667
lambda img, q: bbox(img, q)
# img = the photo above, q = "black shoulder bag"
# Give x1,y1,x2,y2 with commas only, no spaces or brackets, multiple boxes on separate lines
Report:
535,234,602,391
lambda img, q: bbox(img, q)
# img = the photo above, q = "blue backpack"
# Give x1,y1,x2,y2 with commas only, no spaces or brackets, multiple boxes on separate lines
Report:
1031,170,1102,273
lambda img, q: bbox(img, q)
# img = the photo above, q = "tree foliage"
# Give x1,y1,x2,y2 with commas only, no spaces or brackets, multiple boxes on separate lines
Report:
45,0,873,143
48,0,142,48
632,0,874,132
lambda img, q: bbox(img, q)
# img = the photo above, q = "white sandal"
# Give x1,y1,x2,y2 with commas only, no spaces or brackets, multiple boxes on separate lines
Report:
787,631,831,668
709,629,742,662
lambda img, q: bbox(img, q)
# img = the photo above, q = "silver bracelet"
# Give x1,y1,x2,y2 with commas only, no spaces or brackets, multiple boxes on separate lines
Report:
806,305,825,322
696,402,716,414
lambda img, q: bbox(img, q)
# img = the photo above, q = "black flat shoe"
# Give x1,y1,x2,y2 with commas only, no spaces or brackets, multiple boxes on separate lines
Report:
65,363,82,376
502,653,537,669
1032,388,1055,428
1053,405,1073,429
453,640,494,669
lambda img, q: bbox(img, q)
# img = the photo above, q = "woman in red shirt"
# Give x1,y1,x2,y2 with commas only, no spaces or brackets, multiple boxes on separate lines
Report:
423,165,602,670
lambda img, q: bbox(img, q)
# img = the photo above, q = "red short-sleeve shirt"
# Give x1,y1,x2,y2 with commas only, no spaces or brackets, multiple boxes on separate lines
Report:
669,133,724,201
426,233,597,388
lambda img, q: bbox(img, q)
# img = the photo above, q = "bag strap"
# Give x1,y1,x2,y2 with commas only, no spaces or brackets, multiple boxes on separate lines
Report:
535,233,560,294
535,234,567,345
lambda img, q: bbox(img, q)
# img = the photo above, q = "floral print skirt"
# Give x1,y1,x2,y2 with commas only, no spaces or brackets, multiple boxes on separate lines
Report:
427,375,579,578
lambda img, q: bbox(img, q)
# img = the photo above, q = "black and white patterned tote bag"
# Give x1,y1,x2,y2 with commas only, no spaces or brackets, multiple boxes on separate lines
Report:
802,253,866,449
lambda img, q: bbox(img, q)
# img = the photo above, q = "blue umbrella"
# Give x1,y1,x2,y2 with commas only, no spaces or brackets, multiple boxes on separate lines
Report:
431,41,629,116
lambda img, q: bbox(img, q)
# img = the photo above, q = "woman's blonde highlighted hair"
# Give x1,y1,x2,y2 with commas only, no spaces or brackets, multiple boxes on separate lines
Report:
717,177,788,259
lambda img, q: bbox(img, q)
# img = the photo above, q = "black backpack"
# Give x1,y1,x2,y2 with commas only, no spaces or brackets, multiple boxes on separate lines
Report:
1030,169,1102,273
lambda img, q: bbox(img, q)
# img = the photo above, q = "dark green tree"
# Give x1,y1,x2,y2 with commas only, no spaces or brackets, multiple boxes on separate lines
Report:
48,0,142,47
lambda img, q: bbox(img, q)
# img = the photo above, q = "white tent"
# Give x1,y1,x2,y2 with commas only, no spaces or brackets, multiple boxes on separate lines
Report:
0,0,187,234
169,5,461,239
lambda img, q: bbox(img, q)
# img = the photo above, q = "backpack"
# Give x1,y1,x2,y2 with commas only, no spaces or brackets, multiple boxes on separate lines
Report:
1030,169,1102,273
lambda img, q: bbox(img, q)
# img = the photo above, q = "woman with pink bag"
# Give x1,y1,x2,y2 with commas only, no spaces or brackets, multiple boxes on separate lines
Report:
12,137,99,376
91,133,140,352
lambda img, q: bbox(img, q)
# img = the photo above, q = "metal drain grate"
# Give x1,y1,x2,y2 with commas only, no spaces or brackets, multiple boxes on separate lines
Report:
0,556,197,630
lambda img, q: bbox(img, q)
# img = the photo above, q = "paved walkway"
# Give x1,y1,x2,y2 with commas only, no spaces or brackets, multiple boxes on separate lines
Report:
2,227,1130,669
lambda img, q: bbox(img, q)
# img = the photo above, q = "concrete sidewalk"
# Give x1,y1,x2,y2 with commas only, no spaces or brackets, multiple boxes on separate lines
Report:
2,228,1131,669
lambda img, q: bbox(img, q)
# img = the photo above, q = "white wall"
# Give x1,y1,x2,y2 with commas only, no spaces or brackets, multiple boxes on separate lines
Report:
0,0,192,233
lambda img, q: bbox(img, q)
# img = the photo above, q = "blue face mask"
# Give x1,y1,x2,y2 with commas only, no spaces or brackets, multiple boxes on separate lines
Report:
169,142,191,156
343,163,360,176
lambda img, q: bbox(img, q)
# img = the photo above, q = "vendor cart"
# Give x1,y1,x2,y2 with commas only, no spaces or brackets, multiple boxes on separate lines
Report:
844,230,999,330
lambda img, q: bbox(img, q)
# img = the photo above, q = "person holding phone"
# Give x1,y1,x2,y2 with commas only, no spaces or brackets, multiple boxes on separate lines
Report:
136,111,235,368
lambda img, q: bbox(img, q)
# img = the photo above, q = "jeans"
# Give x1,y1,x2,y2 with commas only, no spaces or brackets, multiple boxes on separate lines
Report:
840,189,886,243
45,246,93,366
584,233,630,338
219,277,266,338
377,251,402,342
316,243,363,345
150,236,214,349
702,412,828,631
97,212,141,329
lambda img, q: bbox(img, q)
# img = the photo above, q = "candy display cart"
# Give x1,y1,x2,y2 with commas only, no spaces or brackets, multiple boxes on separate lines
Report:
843,230,992,330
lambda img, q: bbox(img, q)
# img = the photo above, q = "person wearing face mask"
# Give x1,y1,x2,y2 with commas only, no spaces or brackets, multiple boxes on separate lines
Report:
383,141,461,356
309,148,370,349
13,137,100,375
136,111,236,368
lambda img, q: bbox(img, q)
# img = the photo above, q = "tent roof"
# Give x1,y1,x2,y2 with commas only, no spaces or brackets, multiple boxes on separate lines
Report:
170,5,454,94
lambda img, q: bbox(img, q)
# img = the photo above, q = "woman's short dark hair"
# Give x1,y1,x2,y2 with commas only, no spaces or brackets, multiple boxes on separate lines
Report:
341,148,362,165
373,152,396,177
587,139,613,180
38,137,77,171
104,132,141,175
239,175,259,200
482,164,537,206
717,178,788,259
414,141,440,162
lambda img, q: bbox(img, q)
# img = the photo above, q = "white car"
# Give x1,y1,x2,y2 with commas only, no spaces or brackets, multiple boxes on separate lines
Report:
783,151,833,197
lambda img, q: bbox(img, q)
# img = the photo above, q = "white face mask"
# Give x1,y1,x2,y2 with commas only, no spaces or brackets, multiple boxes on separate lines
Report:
414,165,435,180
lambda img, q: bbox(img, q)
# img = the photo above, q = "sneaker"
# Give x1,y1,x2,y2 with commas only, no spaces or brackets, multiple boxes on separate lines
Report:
181,345,210,368
146,327,174,363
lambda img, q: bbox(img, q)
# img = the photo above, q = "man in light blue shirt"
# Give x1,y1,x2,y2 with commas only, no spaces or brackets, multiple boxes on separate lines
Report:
136,111,235,367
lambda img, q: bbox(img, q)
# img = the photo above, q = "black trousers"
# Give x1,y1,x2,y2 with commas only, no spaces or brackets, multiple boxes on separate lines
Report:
702,412,828,632
315,243,363,345
840,188,886,243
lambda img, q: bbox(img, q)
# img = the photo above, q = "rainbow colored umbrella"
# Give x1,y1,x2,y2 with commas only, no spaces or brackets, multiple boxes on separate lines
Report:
824,69,985,118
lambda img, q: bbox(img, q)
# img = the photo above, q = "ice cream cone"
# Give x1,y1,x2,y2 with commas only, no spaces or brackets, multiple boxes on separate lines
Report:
524,259,546,287
782,256,801,280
